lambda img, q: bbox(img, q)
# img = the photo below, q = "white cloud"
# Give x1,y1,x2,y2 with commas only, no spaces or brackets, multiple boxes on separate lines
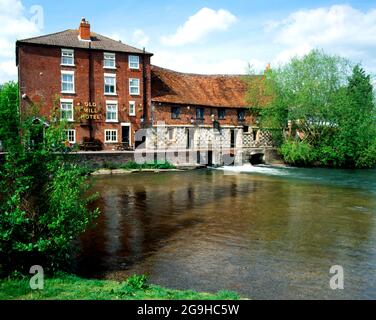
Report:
161,7,237,46
132,29,150,47
265,5,376,67
0,0,41,83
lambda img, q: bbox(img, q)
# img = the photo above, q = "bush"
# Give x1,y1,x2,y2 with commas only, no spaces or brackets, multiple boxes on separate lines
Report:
120,161,176,170
279,140,316,166
356,140,376,168
0,109,100,276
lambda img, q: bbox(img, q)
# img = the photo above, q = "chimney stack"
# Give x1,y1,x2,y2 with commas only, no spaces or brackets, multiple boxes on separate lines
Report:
79,18,91,41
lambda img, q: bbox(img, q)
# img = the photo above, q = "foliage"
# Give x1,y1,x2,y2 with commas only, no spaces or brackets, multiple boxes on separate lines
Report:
120,161,176,170
124,274,149,290
0,274,240,300
254,50,376,168
0,82,19,150
0,92,100,276
116,274,150,297
279,140,316,166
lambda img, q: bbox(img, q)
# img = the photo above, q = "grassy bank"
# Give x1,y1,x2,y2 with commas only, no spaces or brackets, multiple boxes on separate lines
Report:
0,275,239,300
79,161,178,175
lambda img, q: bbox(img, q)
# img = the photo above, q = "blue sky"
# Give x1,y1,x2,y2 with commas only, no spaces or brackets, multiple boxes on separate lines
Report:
1,0,376,82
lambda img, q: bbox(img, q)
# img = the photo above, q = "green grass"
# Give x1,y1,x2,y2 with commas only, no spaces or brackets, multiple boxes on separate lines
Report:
120,161,176,170
78,161,177,174
0,274,239,301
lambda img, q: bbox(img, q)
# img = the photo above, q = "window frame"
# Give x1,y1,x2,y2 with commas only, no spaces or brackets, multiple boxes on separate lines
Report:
196,107,205,120
171,106,181,119
129,78,140,96
238,109,246,121
61,71,75,94
129,55,140,69
66,129,76,144
104,52,116,69
61,49,74,66
129,101,136,116
105,100,118,123
60,99,74,122
104,129,118,143
104,73,117,96
218,108,226,120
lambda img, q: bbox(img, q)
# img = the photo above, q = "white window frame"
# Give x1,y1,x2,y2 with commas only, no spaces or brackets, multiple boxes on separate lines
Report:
105,129,118,143
66,129,76,144
129,78,140,96
61,71,75,94
60,99,74,122
104,52,116,69
129,55,140,69
104,73,117,96
129,101,136,116
106,100,118,123
61,49,74,66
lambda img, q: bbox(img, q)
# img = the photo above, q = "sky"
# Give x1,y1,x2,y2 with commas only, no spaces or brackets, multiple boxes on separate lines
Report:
0,0,376,83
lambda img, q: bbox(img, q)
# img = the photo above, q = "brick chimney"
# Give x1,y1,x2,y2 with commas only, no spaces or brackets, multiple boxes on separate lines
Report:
78,18,91,41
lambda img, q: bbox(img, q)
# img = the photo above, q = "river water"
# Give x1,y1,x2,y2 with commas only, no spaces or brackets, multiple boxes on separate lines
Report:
78,165,376,299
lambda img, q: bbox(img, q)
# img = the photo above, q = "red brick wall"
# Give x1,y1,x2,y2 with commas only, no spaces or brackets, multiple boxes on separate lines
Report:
18,44,152,150
152,103,255,127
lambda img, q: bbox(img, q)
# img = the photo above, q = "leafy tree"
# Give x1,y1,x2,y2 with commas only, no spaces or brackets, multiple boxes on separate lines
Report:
252,50,376,168
335,65,376,167
0,82,20,150
0,89,100,276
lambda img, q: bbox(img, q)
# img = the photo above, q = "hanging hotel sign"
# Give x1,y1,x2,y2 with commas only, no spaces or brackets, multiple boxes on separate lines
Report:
76,102,102,120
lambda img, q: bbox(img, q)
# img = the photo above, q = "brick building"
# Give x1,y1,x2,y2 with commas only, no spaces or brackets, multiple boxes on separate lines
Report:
16,18,273,162
17,18,152,150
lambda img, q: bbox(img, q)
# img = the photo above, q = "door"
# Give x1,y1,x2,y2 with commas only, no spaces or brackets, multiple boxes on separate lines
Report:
186,128,193,149
122,126,130,147
231,130,236,148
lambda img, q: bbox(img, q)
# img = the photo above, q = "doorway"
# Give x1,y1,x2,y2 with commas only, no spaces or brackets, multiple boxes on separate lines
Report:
230,130,236,148
122,124,131,148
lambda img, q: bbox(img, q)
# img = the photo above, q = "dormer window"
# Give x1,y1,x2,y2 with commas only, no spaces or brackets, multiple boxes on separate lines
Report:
61,49,74,66
104,52,116,69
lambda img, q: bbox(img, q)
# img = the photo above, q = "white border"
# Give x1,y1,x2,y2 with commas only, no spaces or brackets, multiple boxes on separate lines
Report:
104,129,118,143
61,70,75,94
104,73,117,96
129,78,140,96
105,100,118,123
60,98,74,122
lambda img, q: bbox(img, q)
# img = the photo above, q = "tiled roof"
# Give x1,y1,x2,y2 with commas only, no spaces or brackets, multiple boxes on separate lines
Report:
17,29,152,55
151,65,264,108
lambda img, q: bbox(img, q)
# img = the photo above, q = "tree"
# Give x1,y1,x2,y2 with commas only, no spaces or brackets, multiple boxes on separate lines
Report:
337,65,376,167
0,82,20,150
0,88,100,276
254,50,376,168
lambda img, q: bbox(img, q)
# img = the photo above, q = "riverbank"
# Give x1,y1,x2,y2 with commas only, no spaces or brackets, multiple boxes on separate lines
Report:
81,161,206,176
0,275,239,300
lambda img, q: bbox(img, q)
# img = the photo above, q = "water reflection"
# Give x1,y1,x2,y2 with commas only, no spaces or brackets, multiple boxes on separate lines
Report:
78,168,376,299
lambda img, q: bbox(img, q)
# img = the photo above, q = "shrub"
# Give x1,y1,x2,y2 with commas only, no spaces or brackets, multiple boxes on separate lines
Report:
0,110,100,276
279,140,316,166
120,161,176,170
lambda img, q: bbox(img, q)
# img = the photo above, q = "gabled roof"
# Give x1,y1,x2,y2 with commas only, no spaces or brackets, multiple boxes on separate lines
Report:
17,29,152,55
151,65,263,108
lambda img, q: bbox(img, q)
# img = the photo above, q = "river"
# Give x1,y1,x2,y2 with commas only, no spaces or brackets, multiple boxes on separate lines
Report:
77,165,376,300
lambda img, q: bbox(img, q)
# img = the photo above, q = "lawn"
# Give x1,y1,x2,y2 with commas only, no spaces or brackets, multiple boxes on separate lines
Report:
0,274,239,300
